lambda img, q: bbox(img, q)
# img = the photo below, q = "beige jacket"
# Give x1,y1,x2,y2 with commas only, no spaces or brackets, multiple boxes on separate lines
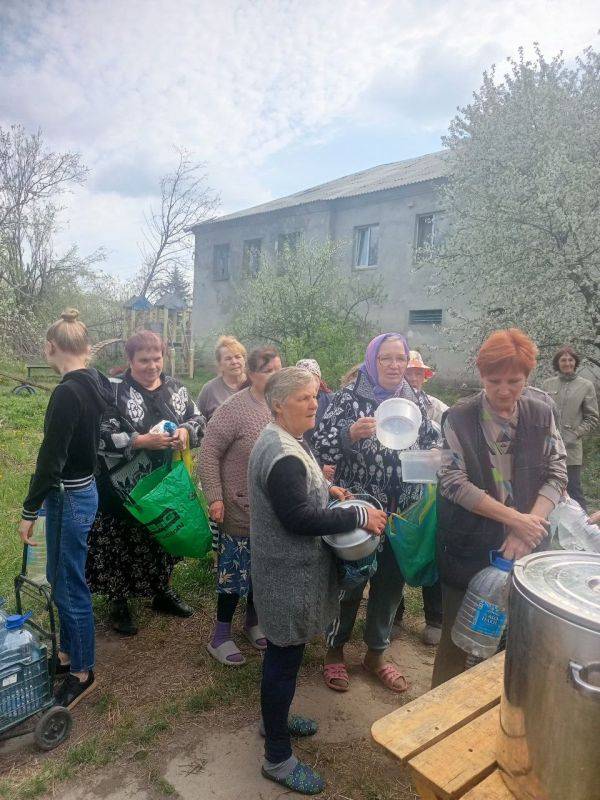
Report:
542,374,599,465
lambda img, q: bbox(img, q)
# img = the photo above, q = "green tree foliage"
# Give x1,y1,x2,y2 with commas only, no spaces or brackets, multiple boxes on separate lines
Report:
423,46,600,367
231,239,385,384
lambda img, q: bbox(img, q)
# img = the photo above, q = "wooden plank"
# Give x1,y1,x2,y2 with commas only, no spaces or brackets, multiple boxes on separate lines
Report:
408,706,499,799
371,652,504,763
461,771,514,800
413,775,444,800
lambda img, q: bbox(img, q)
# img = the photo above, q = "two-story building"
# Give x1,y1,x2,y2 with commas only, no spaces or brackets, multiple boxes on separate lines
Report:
191,150,467,377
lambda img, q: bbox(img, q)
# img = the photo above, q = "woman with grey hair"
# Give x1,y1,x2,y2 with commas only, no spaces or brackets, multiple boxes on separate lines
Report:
249,367,387,795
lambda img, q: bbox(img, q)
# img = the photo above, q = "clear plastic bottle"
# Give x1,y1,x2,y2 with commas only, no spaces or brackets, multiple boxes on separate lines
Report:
550,498,600,553
0,613,43,718
26,509,49,584
451,551,513,659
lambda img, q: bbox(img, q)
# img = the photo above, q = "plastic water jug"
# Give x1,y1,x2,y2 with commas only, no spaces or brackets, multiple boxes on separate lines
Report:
451,551,513,659
549,497,600,553
0,613,40,668
26,509,49,584
0,613,44,719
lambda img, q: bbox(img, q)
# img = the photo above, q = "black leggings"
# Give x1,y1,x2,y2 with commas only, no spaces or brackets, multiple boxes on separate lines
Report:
261,641,306,763
216,592,255,623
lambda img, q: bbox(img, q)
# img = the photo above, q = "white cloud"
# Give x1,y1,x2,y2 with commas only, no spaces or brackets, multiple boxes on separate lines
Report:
0,0,597,278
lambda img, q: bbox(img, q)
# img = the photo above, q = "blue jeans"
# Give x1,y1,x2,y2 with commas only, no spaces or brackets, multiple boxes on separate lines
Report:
45,483,98,672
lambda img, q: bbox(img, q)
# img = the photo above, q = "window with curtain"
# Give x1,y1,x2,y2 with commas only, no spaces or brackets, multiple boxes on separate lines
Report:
243,238,262,276
353,224,379,268
213,243,230,281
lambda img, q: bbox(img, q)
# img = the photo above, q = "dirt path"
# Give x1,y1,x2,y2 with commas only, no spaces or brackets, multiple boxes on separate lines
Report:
54,625,432,800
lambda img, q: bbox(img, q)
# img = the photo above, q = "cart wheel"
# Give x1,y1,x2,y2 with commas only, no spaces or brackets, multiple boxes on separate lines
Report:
34,706,73,751
12,383,36,396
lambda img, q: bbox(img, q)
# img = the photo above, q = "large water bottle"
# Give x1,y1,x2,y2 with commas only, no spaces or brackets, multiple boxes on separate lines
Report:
549,497,600,553
0,613,43,719
451,551,513,659
26,509,49,584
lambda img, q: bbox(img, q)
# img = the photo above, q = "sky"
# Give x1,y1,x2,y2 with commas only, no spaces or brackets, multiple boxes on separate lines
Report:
0,0,598,280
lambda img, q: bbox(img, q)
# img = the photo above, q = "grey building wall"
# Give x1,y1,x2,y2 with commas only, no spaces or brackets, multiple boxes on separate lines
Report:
192,179,469,378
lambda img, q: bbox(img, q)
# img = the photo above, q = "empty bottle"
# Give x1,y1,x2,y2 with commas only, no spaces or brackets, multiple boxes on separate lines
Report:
549,498,600,553
451,551,513,660
26,508,49,584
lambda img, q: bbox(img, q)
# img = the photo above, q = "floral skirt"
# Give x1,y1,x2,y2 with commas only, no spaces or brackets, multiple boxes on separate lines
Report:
86,509,179,600
216,532,252,597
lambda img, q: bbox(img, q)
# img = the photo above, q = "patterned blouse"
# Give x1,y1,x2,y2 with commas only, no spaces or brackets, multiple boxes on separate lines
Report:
312,370,439,514
439,393,566,511
97,370,205,474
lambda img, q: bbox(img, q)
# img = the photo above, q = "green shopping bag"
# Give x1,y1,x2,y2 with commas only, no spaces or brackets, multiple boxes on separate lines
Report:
387,484,438,587
124,460,212,558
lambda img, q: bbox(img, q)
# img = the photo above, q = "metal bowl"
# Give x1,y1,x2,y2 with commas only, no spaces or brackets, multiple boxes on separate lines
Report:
323,498,380,561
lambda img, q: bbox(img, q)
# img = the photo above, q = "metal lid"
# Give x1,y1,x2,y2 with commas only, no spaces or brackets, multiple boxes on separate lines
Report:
513,551,600,632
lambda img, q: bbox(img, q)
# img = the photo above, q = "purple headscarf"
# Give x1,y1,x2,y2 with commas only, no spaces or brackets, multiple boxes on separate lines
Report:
361,332,410,405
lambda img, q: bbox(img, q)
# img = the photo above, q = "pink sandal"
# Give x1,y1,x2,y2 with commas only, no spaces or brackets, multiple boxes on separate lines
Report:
323,662,350,692
364,663,409,693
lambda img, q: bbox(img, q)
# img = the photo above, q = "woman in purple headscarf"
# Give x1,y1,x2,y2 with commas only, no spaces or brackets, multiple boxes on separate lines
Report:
313,333,439,693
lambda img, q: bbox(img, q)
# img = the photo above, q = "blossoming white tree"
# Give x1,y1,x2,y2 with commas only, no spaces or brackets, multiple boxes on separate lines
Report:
423,46,600,368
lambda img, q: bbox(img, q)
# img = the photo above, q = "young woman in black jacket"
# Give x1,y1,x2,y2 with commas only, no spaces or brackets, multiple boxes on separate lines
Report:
18,310,113,709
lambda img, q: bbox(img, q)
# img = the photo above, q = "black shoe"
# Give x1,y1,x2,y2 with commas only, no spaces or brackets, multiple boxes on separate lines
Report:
54,660,71,676
54,671,96,709
151,588,194,618
109,599,139,636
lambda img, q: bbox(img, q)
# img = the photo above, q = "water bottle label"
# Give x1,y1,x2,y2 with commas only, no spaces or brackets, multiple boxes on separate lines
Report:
472,600,506,637
2,674,17,688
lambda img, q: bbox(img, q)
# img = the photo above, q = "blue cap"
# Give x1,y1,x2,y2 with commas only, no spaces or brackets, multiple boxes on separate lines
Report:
490,550,513,572
164,421,177,435
5,612,33,630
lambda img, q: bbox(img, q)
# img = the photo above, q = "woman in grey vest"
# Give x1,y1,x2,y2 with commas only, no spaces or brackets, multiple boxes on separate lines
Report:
249,367,387,795
433,329,567,687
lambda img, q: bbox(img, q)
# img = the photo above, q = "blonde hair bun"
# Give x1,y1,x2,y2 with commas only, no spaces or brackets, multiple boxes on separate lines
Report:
60,308,80,323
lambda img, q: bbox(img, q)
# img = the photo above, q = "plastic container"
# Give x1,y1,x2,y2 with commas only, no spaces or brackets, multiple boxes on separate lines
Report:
26,509,49,585
549,497,600,553
0,613,45,719
150,420,177,435
399,449,443,483
374,398,421,450
323,498,380,561
451,551,513,659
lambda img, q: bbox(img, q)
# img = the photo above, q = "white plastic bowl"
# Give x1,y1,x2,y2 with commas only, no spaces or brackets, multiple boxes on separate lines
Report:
374,397,421,450
400,449,443,483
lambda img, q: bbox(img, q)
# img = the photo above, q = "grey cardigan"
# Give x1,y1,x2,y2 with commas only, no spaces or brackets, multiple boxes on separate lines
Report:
248,423,339,647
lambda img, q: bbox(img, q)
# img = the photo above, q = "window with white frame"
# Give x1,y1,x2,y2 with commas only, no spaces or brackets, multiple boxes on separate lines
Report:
277,231,301,272
415,212,445,253
353,224,379,268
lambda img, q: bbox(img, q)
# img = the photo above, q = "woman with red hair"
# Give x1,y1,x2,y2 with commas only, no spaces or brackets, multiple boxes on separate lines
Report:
432,329,567,686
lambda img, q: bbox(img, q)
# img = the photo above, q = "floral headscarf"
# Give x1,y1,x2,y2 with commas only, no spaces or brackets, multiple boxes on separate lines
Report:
361,333,410,405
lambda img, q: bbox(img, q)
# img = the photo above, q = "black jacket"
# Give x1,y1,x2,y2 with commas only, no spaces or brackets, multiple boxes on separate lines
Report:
22,368,113,519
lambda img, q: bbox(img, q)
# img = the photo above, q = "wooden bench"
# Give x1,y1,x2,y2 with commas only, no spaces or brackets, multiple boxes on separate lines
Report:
26,364,55,380
371,652,513,799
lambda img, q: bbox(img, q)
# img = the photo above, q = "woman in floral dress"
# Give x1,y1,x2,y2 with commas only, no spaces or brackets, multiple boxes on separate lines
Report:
86,330,205,635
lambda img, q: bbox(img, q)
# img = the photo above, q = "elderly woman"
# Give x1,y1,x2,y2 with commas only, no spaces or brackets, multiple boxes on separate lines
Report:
542,345,598,511
432,329,568,687
313,333,438,693
405,350,448,425
87,331,205,635
197,335,247,422
249,367,387,795
199,347,282,665
295,359,332,438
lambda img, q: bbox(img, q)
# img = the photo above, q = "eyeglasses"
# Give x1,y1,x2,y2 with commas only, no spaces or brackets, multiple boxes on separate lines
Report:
377,356,407,366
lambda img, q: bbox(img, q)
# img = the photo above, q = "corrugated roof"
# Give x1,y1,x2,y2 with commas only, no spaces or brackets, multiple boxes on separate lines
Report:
192,150,448,228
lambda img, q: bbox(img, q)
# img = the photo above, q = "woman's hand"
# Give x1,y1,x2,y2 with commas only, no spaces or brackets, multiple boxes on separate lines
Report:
322,464,335,482
18,520,35,545
134,432,174,450
364,507,388,536
349,416,377,443
510,512,549,548
172,427,189,451
209,501,225,523
588,510,600,525
500,532,533,561
329,485,352,502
